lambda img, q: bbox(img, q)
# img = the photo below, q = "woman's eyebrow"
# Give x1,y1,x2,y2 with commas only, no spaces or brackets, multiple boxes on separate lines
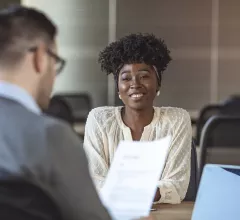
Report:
138,69,151,72
120,68,151,74
120,70,131,75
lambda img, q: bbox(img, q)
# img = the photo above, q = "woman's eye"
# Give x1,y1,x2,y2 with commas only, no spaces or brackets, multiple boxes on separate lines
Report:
122,77,130,81
141,75,149,79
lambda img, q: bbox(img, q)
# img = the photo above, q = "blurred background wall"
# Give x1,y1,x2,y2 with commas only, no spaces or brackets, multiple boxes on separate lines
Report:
114,0,240,117
22,0,109,107
0,0,240,115
0,0,19,7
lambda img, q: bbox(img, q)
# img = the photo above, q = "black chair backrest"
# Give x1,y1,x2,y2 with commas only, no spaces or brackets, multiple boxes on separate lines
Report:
54,93,92,123
184,140,198,201
198,116,240,181
196,104,221,145
44,95,74,125
220,95,240,116
0,179,62,220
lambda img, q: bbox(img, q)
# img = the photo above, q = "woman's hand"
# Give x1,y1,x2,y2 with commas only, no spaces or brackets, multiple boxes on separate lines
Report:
154,188,161,202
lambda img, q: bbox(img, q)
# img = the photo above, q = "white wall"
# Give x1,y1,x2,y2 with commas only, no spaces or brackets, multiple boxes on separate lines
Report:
22,0,109,107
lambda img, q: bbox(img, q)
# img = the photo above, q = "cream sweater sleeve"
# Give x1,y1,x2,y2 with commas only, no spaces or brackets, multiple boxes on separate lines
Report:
156,109,192,204
83,110,109,190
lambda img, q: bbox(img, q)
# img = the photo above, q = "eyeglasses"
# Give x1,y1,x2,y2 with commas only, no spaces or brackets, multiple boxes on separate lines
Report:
28,47,66,74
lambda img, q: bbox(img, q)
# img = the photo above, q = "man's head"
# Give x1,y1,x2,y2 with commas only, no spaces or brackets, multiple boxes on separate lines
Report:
0,5,65,110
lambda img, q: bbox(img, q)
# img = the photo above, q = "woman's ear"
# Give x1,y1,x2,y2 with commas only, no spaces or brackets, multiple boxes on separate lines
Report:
156,90,160,96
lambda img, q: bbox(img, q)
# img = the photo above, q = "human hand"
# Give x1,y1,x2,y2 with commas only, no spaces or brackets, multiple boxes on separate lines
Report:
154,188,161,202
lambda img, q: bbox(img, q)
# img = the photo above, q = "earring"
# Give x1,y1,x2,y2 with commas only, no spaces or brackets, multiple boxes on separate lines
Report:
119,94,122,100
157,91,160,96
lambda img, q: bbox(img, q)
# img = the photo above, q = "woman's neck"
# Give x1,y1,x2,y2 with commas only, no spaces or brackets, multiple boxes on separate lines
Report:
122,106,155,130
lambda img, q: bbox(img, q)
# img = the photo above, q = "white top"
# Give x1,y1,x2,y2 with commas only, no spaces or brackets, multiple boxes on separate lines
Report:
83,106,192,204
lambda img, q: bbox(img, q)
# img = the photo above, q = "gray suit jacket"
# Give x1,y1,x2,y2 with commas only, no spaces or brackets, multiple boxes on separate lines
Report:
0,97,111,220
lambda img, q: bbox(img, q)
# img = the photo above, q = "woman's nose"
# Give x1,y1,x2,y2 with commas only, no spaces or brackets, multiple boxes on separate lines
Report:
130,77,141,88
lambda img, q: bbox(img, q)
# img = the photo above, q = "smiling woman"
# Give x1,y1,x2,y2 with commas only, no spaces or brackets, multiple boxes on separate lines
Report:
118,63,159,115
83,33,192,204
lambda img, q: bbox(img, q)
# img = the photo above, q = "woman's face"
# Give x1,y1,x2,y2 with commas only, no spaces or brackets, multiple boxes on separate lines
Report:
118,63,159,111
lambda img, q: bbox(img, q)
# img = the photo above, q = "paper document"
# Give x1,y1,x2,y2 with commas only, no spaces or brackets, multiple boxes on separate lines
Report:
100,136,171,220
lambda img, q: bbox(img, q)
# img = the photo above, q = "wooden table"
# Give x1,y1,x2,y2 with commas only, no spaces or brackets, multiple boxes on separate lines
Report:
151,202,194,220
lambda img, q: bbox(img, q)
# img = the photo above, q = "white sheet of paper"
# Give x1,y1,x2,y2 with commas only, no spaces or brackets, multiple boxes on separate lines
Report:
100,136,171,220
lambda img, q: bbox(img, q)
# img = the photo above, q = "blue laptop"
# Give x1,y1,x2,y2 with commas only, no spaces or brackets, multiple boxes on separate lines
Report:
192,164,240,220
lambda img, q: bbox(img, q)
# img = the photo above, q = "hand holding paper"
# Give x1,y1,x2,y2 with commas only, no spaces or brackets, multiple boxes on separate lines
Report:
100,136,171,220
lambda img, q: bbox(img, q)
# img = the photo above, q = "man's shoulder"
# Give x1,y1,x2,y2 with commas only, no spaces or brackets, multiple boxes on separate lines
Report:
0,99,74,138
0,98,43,131
42,114,73,135
42,114,82,148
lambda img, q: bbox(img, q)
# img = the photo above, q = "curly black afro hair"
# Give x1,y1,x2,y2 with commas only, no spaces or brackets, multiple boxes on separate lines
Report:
98,33,172,87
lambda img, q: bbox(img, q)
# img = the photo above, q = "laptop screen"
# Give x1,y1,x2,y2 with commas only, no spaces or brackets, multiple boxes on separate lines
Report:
192,164,240,220
223,167,240,176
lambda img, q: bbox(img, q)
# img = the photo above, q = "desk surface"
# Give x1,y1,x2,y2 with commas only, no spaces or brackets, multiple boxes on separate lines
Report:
152,202,194,220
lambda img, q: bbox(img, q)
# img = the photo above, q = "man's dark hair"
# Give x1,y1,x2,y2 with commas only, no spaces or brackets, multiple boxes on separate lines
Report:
98,33,171,87
0,5,57,67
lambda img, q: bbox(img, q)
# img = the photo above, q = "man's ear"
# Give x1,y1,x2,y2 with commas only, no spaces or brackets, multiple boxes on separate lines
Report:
33,42,47,75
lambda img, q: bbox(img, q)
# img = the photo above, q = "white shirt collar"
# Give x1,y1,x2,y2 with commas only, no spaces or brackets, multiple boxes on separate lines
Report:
0,81,41,114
